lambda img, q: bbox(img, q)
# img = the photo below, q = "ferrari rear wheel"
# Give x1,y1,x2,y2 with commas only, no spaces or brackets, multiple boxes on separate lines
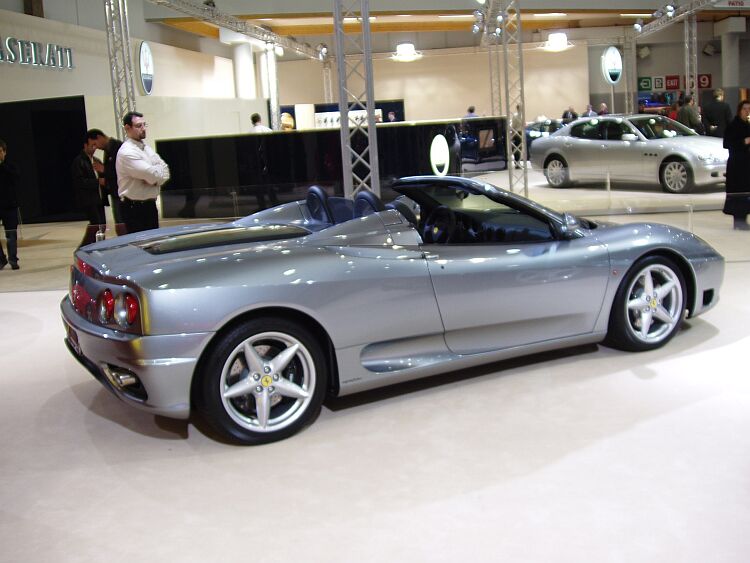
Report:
544,156,570,188
604,256,686,352
196,317,327,444
660,159,694,194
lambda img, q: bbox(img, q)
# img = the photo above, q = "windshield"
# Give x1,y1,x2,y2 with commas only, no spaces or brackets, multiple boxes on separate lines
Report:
629,115,698,140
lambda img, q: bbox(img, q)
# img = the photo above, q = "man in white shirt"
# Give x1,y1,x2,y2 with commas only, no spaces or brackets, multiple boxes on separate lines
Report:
250,113,272,133
116,111,170,233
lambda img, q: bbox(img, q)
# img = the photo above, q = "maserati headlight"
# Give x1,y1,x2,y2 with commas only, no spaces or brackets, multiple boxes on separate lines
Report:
698,154,724,164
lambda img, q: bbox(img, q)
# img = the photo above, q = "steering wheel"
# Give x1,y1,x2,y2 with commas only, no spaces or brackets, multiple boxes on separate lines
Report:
423,205,457,244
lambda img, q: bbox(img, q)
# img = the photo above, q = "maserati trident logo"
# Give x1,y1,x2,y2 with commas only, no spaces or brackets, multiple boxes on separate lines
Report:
430,134,450,176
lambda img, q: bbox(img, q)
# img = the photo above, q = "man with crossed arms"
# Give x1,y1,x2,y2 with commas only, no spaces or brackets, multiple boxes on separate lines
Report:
116,111,170,233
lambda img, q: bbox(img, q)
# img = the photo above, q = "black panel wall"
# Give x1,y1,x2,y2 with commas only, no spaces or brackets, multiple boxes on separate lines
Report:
0,96,88,223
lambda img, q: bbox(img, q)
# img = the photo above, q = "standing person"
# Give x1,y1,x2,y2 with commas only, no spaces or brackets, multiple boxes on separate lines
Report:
597,102,609,115
583,104,597,117
387,111,397,122
667,101,681,121
116,111,170,233
71,131,106,229
722,100,750,230
464,106,479,118
89,128,123,223
561,106,578,121
250,113,272,133
677,95,703,133
703,88,733,138
0,139,20,270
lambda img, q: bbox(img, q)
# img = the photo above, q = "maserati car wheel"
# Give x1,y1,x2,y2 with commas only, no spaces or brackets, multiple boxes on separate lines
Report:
660,159,694,194
544,156,570,188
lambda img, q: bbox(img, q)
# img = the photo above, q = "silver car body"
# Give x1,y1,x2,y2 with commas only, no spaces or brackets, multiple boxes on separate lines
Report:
529,114,727,189
61,176,724,422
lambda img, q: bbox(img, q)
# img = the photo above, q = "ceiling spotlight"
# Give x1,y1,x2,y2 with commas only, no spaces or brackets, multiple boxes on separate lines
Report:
473,9,484,22
665,4,676,17
391,42,422,62
496,14,504,24
472,23,481,34
476,0,486,5
316,43,328,61
633,18,643,32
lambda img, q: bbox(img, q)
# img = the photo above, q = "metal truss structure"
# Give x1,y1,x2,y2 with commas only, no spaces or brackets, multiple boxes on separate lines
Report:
104,0,137,137
638,0,719,39
482,1,528,197
684,14,699,100
622,33,638,114
146,0,319,59
332,0,380,197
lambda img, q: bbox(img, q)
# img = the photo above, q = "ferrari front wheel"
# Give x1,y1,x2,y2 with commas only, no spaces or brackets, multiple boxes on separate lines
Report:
604,256,686,352
196,317,327,444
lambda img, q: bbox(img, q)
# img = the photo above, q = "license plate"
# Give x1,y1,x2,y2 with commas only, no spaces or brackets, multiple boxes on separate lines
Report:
67,324,82,356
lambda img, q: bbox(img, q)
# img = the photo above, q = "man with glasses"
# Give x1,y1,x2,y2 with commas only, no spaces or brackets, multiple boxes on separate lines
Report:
115,111,170,233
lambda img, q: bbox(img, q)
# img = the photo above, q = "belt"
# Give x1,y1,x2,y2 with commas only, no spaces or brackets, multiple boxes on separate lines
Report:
121,197,156,204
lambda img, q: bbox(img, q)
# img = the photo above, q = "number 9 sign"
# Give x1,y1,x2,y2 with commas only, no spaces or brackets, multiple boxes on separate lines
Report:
698,74,712,89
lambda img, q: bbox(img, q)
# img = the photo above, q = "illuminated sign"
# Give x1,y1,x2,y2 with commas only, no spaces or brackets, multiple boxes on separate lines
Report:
0,36,74,69
601,46,622,85
430,134,450,176
139,41,154,95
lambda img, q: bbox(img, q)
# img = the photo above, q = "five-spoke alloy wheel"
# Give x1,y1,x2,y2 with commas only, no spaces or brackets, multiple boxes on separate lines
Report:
605,256,686,351
196,318,327,444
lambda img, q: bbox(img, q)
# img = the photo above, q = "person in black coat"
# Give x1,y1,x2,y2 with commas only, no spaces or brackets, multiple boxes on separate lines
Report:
703,88,733,138
723,100,750,230
89,129,123,223
0,138,21,270
71,132,106,227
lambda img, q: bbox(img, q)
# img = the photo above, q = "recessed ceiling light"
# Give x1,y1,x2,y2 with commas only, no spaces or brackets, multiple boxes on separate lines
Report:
620,13,652,18
533,13,567,18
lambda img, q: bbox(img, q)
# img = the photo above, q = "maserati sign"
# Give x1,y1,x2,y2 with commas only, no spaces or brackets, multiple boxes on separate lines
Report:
601,46,623,85
0,35,74,69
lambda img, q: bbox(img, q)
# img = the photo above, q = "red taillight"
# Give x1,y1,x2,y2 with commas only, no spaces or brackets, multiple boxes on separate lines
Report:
76,258,94,277
98,289,115,323
125,294,139,325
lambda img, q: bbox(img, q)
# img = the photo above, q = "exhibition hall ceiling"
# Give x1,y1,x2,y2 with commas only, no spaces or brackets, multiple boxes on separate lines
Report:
150,3,746,45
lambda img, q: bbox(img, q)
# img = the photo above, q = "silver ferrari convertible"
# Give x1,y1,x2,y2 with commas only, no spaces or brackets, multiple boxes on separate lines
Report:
529,114,728,193
61,176,724,444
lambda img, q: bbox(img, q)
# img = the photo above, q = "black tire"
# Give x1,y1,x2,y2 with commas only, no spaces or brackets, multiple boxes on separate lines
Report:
659,158,694,194
604,256,687,352
195,317,327,444
544,155,570,188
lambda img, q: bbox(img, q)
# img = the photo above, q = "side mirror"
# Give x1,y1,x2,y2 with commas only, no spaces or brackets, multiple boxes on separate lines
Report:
621,133,638,142
559,212,581,239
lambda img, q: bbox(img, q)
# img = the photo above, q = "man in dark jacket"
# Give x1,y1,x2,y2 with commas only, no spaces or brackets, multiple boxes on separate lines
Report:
71,131,106,227
0,138,20,270
89,129,123,223
702,88,733,138
677,95,703,133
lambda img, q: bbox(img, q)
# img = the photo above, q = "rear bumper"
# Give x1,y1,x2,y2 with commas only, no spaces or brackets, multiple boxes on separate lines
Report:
61,298,213,420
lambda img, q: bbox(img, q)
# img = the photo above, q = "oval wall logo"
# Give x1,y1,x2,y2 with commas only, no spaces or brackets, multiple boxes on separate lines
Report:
601,46,622,85
430,134,450,176
139,41,154,95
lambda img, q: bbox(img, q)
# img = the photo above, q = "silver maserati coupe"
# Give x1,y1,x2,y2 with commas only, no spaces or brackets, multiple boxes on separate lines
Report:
529,114,728,194
61,176,724,444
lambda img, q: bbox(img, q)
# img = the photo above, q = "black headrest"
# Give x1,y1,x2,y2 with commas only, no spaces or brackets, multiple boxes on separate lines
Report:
353,189,385,218
306,185,332,223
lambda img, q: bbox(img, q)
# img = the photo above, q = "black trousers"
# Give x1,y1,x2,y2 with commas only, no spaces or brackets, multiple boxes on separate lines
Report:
120,198,159,233
83,203,106,226
0,206,19,264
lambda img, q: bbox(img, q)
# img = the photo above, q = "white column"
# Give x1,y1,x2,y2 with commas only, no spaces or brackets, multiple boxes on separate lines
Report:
715,17,746,107
263,44,280,131
232,42,256,99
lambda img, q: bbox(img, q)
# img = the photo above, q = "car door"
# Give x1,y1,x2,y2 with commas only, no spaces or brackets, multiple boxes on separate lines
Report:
422,210,611,356
600,119,646,181
562,120,605,181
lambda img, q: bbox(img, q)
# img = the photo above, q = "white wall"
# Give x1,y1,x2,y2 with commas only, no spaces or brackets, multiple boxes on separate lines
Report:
0,9,265,140
277,44,589,123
